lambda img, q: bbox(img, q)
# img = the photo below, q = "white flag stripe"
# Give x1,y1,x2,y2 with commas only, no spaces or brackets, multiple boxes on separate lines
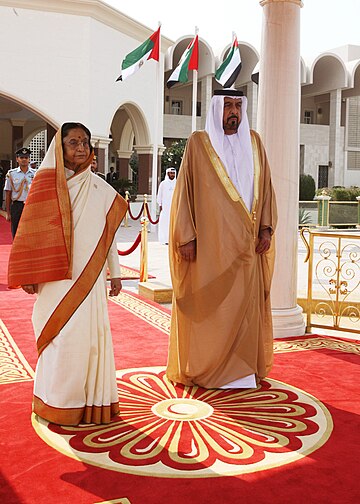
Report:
121,48,153,81
216,50,241,87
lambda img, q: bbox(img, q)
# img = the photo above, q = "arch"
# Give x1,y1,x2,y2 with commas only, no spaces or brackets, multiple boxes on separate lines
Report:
0,90,58,128
342,59,360,98
110,101,150,151
304,53,348,94
119,119,135,152
165,35,215,78
23,126,47,147
300,57,307,85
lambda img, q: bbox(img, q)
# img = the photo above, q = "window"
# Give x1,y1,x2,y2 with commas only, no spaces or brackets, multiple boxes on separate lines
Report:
318,165,329,188
171,100,183,115
304,110,314,124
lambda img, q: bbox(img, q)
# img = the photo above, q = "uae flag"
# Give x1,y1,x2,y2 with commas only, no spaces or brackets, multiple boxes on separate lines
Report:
167,35,199,88
117,27,160,81
215,36,242,88
251,61,260,85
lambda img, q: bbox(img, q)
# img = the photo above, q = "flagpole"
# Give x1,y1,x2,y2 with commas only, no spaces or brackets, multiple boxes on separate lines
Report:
191,26,199,133
150,22,161,233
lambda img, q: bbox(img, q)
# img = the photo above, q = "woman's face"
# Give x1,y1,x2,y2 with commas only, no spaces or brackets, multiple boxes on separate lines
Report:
62,127,91,172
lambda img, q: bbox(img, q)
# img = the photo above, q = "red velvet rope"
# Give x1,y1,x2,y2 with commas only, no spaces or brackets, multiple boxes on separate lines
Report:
127,202,144,221
117,232,141,256
145,203,160,225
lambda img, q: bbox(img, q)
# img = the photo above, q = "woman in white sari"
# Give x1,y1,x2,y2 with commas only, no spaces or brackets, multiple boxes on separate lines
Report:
8,123,127,425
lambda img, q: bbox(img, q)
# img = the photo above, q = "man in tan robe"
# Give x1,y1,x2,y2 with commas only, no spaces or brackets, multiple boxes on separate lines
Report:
166,89,277,389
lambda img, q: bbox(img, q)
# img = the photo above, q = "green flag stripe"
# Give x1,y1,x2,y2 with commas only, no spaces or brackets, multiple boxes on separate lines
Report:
215,46,236,80
122,38,154,70
177,47,194,82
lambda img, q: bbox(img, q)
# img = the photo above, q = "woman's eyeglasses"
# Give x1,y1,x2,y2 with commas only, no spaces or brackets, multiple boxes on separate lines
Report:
64,139,90,149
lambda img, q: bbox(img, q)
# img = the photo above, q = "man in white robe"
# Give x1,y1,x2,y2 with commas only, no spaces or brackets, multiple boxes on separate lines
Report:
157,167,177,244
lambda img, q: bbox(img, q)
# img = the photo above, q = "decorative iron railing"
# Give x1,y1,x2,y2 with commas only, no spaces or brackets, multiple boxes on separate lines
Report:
300,228,360,334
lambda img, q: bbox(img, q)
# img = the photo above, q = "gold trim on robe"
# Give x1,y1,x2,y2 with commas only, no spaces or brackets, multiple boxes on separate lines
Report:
167,129,277,388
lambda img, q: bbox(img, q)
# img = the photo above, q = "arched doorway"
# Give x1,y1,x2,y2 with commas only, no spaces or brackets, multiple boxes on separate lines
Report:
0,93,57,208
110,102,153,195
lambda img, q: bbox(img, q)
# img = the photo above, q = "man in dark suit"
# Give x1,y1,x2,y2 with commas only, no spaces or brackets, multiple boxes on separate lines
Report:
106,166,118,184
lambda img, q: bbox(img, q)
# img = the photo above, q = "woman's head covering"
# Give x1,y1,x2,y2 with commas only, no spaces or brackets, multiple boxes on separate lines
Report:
61,122,93,153
8,124,93,288
205,90,254,210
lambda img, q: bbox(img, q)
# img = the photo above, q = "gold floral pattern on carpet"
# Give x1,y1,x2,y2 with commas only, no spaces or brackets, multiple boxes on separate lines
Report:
33,366,333,478
274,337,360,355
110,291,170,334
0,319,34,384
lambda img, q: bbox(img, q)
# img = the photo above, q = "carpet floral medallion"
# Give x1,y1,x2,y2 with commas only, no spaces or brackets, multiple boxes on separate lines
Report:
32,366,332,478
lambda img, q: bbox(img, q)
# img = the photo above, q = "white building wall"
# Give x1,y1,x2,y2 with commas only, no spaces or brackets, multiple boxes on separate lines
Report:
300,124,329,184
0,4,164,145
300,124,345,187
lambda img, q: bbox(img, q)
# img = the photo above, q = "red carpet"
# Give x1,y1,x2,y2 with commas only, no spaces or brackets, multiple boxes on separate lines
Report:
119,264,155,280
0,215,360,504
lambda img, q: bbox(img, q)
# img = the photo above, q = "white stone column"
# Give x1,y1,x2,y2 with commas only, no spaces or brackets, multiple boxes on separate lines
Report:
257,0,305,337
201,75,213,129
246,81,258,130
329,89,343,186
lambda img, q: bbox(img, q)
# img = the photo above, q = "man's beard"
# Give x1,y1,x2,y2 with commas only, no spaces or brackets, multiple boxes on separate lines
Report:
224,116,239,133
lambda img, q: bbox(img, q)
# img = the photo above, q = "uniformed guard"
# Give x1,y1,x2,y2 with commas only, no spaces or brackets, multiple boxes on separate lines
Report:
5,147,36,238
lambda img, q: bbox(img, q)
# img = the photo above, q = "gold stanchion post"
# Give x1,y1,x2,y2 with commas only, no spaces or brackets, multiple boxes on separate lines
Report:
124,191,129,228
143,193,148,219
140,216,149,282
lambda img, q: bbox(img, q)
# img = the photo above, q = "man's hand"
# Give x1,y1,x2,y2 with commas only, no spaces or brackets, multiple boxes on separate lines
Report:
256,228,272,255
179,240,196,261
22,284,38,295
109,277,122,297
6,212,10,222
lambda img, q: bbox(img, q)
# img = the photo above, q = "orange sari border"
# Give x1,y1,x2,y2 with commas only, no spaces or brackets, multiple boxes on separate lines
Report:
37,194,127,356
7,131,94,288
33,395,119,426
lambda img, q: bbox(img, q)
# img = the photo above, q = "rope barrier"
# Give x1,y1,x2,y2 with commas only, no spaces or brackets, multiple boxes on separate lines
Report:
144,203,160,225
117,232,141,256
127,202,144,221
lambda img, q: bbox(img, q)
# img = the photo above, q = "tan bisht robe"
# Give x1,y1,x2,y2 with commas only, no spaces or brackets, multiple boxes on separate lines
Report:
167,130,277,388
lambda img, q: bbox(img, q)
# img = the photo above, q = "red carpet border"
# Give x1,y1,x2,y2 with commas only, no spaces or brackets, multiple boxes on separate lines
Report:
0,215,360,503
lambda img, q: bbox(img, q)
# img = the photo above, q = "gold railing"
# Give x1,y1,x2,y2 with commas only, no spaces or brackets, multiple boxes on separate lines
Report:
300,228,360,334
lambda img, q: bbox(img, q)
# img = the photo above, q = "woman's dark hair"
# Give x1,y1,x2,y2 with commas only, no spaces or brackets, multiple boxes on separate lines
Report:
61,122,92,144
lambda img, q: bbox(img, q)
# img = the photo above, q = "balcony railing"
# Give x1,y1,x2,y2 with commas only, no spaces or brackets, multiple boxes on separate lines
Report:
299,200,360,228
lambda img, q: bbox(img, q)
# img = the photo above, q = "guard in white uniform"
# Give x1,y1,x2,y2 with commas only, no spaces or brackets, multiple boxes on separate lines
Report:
5,147,36,238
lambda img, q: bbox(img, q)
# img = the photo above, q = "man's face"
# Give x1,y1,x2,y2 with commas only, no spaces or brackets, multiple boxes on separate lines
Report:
16,155,30,169
168,171,176,180
91,159,98,172
222,97,242,135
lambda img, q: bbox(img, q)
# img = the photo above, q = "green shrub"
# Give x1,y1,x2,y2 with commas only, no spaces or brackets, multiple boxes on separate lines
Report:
315,186,360,201
110,178,136,198
161,139,187,179
299,208,312,225
299,174,316,201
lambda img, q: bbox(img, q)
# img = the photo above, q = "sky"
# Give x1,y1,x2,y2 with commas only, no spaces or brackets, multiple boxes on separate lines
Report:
103,0,359,58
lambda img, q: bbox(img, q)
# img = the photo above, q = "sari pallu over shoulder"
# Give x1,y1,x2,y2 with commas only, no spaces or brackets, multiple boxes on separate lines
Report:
36,191,126,356
7,128,128,354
